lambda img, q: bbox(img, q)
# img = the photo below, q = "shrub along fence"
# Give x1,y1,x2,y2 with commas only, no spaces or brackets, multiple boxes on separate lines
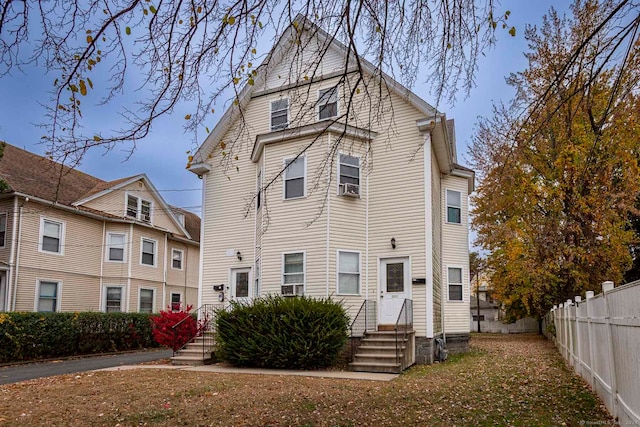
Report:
0,312,158,363
545,280,640,426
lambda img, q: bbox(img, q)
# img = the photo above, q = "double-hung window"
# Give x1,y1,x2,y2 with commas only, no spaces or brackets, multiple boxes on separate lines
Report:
139,288,154,313
40,218,64,254
104,286,124,312
37,280,60,312
170,292,182,311
282,252,304,296
318,87,338,120
446,190,462,224
141,238,157,266
271,98,289,130
284,157,305,199
0,213,6,247
127,194,152,222
172,249,183,270
448,267,463,301
338,251,360,295
107,233,126,262
339,154,360,186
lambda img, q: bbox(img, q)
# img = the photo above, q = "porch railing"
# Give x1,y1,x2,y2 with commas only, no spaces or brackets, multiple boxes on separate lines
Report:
349,300,376,359
171,304,217,359
394,299,413,370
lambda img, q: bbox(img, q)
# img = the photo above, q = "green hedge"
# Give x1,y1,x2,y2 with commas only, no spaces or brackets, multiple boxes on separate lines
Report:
0,312,158,363
216,295,349,369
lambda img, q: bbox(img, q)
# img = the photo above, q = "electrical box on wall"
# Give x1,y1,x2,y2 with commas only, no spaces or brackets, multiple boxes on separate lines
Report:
412,278,426,285
213,284,224,291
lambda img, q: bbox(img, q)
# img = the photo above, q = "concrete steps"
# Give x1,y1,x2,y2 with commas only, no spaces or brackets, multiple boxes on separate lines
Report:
170,333,216,366
349,330,415,374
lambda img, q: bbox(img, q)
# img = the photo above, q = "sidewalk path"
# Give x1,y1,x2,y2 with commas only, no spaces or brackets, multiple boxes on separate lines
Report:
0,349,173,385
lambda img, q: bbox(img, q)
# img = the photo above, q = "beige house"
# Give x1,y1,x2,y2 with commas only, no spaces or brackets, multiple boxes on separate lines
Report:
188,17,473,366
0,143,200,313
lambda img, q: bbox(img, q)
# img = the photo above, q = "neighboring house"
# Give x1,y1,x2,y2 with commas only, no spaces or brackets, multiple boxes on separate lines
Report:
0,142,200,313
188,16,473,365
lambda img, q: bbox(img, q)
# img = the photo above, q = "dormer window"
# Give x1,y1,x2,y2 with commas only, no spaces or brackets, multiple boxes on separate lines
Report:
318,87,338,120
271,98,289,130
175,212,185,227
127,194,152,222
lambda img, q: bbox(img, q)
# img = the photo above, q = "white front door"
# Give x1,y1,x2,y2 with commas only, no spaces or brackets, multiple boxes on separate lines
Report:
231,268,251,304
379,257,410,325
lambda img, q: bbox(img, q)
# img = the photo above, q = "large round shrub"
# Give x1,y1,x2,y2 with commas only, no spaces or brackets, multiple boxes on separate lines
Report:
216,295,349,369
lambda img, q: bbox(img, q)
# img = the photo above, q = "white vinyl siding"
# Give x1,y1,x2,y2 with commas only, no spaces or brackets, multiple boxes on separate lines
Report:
39,218,64,255
139,288,155,313
171,249,183,270
282,252,305,296
36,280,61,312
106,233,126,262
318,86,338,120
283,156,306,199
337,251,360,295
448,267,463,301
140,238,157,267
270,98,289,130
446,189,461,224
0,213,6,247
104,286,124,312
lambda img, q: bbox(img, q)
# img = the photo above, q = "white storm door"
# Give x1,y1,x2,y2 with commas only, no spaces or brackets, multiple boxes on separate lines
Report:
379,258,410,325
231,268,251,304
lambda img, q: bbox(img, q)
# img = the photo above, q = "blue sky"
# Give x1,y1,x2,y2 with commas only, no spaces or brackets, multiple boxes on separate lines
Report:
0,1,569,218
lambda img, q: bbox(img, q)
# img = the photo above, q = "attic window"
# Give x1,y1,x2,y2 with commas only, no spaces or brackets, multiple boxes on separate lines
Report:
271,98,289,130
175,212,185,227
318,87,338,120
127,194,152,222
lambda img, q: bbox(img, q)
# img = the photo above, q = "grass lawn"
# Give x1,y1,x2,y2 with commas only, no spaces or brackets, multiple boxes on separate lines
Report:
0,334,613,426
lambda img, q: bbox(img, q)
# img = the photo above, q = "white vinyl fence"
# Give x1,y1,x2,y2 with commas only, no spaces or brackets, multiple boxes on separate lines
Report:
547,280,640,425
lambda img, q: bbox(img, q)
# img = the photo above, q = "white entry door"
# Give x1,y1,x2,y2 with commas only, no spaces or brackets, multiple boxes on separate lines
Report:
379,258,410,325
231,268,251,304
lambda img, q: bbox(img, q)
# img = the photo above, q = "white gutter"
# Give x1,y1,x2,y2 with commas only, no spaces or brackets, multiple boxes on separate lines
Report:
424,131,434,339
7,196,18,311
11,204,23,311
325,134,331,298
163,233,168,311
99,221,105,311
196,173,207,309
127,223,133,312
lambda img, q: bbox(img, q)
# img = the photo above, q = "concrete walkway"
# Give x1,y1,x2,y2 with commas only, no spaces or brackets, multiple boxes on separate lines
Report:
0,349,173,385
98,363,398,381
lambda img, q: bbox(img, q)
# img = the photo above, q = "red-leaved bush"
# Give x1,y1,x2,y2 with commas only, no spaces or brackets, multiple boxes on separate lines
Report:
151,305,199,352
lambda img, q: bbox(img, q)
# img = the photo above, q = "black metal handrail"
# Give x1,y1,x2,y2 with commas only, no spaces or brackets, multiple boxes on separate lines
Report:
349,300,376,360
171,304,217,358
394,299,413,370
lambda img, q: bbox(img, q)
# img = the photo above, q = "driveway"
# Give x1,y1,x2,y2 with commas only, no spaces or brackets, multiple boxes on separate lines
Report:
0,349,172,385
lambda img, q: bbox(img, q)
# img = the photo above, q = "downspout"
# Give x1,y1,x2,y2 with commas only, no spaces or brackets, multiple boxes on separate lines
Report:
163,233,168,311
424,131,434,338
184,245,188,305
325,133,331,298
196,173,207,309
127,223,133,312
99,221,105,311
365,147,369,301
7,196,18,311
11,201,23,311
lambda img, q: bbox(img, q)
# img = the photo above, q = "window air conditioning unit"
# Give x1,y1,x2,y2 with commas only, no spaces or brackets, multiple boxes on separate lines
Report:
281,284,304,296
339,183,360,197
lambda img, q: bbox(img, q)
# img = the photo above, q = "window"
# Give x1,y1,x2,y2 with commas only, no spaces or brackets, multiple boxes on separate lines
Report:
37,280,60,312
0,213,6,247
448,267,463,301
175,212,185,227
107,233,126,262
139,288,155,313
284,157,305,199
141,238,156,266
256,168,262,210
472,315,485,321
172,249,183,270
282,252,304,296
318,87,338,120
40,218,64,254
170,293,182,311
126,194,152,222
104,286,123,312
446,190,462,224
271,98,289,130
339,154,360,186
338,251,360,295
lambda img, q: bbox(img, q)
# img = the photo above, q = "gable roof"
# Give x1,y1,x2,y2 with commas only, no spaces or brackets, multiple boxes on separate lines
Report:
190,14,444,167
0,142,200,242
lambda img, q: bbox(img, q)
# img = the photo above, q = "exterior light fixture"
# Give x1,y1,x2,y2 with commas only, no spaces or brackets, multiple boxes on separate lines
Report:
236,251,242,261
391,237,396,249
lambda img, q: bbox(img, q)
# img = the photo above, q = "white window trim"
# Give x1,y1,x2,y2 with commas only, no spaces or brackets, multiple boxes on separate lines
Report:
447,265,465,302
140,237,158,267
336,250,361,296
102,284,125,312
282,156,307,200
446,189,462,225
125,192,153,223
0,212,7,248
336,152,361,195
171,248,184,270
270,97,289,131
34,279,62,312
317,86,339,121
281,251,306,296
105,232,127,263
38,217,65,255
170,292,183,311
138,287,156,313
